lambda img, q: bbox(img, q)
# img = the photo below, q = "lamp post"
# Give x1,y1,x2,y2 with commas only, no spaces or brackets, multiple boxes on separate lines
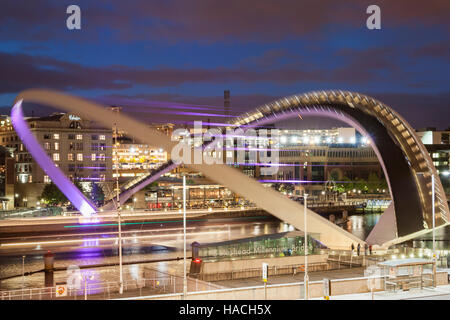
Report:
431,173,435,257
304,193,309,300
83,273,94,300
22,255,25,299
113,119,124,295
417,172,436,257
183,175,187,298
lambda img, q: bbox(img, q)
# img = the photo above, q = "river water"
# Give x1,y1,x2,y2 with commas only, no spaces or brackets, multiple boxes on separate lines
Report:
342,212,382,240
0,212,385,291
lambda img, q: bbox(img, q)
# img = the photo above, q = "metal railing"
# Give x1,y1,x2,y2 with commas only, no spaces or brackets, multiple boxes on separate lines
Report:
112,274,408,300
0,273,225,300
195,261,329,282
307,201,366,208
0,277,167,300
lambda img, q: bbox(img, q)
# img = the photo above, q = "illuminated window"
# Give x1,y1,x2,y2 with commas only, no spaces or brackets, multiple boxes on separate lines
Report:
53,133,60,140
99,153,105,161
53,153,60,161
44,142,50,150
44,175,51,183
91,153,96,161
54,142,59,151
67,153,74,161
77,153,83,161
99,135,106,140
20,174,27,183
76,134,83,140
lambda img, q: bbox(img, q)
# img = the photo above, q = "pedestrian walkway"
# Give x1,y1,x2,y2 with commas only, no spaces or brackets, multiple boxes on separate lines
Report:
214,267,366,288
310,284,450,300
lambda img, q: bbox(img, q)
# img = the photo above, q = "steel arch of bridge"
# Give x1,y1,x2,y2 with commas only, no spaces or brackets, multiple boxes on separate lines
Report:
229,90,450,237
12,89,449,248
103,90,449,241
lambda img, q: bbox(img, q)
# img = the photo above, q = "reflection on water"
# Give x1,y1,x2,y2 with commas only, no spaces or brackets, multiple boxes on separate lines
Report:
409,224,450,251
0,220,286,288
7,214,432,291
341,212,450,252
0,260,154,292
342,213,382,240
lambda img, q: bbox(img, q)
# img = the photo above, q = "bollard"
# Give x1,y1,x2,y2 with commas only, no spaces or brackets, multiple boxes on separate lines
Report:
323,278,331,298
191,241,200,260
44,251,54,289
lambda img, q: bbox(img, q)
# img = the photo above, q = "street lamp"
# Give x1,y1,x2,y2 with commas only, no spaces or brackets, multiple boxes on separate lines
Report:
22,255,25,299
183,175,188,298
83,273,95,300
417,172,436,257
432,173,436,257
304,193,309,300
113,118,124,295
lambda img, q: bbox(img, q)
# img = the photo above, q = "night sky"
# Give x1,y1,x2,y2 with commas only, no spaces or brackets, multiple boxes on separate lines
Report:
0,0,449,129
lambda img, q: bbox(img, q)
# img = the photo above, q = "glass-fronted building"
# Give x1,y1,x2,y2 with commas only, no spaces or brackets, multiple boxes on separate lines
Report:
197,231,325,262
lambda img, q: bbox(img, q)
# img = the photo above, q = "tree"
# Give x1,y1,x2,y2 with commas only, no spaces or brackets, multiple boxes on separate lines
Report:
73,179,84,193
367,172,388,193
144,181,159,190
272,183,282,191
329,170,340,182
367,172,380,193
40,182,67,205
336,176,353,193
89,182,105,206
279,183,294,194
354,177,368,193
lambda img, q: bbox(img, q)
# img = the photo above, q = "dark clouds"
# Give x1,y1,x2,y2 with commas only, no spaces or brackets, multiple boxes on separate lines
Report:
1,43,446,94
411,42,450,62
0,0,449,129
1,91,447,131
0,0,448,43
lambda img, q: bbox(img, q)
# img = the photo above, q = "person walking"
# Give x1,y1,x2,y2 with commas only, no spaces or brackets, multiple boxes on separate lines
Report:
364,243,368,255
369,245,372,255
357,243,361,256
351,243,355,253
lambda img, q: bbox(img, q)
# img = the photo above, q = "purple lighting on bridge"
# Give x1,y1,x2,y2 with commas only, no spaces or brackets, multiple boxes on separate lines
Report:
260,179,340,184
11,100,97,217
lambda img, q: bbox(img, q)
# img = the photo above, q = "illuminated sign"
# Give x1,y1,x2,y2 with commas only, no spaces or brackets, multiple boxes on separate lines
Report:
262,262,268,282
69,115,81,121
56,284,67,297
